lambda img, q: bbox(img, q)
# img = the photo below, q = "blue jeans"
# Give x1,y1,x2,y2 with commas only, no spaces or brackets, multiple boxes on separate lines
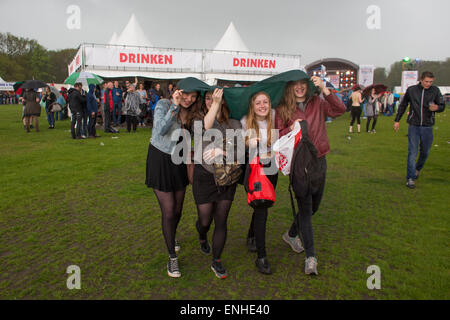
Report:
407,125,433,180
47,110,55,127
113,102,122,126
385,104,394,116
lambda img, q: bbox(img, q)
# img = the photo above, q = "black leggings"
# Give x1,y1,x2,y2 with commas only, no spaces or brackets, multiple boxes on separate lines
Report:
153,189,186,256
126,115,138,132
196,200,233,260
350,106,361,125
366,115,378,132
247,207,269,258
288,157,327,258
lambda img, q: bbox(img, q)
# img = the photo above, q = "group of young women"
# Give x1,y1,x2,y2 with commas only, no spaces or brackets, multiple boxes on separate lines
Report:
145,75,346,279
349,86,383,134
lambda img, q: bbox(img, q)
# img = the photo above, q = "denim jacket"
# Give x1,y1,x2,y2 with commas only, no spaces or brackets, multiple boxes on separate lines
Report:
150,99,182,154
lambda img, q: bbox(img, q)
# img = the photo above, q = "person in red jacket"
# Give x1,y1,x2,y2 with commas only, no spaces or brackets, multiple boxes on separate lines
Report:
103,81,114,133
275,76,345,275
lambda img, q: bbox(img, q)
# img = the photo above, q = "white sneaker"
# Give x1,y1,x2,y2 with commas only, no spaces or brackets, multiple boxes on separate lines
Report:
167,257,181,278
305,257,318,275
282,232,304,253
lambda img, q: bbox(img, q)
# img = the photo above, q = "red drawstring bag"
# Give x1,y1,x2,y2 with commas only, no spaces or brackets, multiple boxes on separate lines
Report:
245,156,276,208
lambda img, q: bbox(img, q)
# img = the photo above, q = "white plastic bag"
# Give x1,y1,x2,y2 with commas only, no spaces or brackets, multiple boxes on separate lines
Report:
273,121,302,175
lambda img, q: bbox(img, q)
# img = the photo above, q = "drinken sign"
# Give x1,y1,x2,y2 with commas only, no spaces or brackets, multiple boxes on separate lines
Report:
68,48,83,76
204,52,301,74
83,46,203,72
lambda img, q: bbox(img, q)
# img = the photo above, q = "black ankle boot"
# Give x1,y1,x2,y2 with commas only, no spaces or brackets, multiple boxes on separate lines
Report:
255,257,272,275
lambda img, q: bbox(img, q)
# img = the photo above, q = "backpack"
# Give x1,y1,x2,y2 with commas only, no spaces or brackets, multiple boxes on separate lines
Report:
244,157,276,208
289,121,322,199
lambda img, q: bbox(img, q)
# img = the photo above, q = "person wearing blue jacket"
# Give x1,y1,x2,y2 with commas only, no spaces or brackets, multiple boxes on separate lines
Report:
87,84,99,138
112,81,123,127
145,78,205,278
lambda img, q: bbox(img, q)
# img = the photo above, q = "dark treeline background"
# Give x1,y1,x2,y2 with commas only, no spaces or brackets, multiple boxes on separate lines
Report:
0,32,449,87
0,33,76,83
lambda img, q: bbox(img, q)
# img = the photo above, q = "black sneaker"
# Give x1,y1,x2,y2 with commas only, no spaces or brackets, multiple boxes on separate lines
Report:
406,178,415,189
211,259,228,279
200,240,211,255
167,257,181,278
255,257,272,275
247,237,257,252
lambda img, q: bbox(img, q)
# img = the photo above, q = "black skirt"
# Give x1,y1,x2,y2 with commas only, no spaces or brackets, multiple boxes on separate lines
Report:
145,143,189,192
192,164,237,205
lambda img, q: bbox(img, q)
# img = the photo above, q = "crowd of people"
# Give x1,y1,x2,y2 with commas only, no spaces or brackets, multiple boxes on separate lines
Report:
16,70,445,279
0,91,18,105
65,78,175,139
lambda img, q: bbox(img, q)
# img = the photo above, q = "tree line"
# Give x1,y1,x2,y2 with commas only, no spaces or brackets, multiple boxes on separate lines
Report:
0,32,449,87
0,32,76,83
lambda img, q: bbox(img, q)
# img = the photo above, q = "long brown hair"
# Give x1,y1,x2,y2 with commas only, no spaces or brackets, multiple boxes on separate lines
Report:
179,92,204,132
245,91,273,147
277,80,310,125
187,91,230,129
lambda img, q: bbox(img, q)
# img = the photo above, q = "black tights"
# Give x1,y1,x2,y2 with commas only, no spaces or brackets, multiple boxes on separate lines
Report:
153,189,186,256
247,207,269,258
196,200,233,260
126,115,138,132
366,115,378,132
350,106,361,126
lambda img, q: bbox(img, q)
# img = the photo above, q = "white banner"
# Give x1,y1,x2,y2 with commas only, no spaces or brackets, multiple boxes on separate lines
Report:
204,52,301,74
68,47,83,76
358,65,375,87
83,46,203,72
401,71,418,93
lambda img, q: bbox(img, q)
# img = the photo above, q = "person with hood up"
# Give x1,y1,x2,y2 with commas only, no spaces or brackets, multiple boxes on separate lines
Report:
87,84,99,138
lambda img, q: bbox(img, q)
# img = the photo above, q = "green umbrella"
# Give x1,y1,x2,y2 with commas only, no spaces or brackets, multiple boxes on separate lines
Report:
64,72,104,86
223,70,317,120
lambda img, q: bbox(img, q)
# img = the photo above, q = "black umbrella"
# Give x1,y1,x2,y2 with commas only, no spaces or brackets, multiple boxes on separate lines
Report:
20,80,48,90
363,84,387,97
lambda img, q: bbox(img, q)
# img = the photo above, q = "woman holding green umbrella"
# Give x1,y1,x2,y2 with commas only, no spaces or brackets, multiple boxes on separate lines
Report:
275,75,346,276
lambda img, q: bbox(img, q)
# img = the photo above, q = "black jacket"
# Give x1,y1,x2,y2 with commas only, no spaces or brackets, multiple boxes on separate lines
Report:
67,88,86,113
395,84,445,126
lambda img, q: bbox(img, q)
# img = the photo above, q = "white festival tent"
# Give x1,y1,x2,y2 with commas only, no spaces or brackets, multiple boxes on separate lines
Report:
214,22,249,52
68,17,302,85
0,76,15,91
113,14,153,47
108,32,118,45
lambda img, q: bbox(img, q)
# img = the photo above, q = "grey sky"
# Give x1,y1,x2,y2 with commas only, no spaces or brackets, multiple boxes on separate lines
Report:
1,0,449,69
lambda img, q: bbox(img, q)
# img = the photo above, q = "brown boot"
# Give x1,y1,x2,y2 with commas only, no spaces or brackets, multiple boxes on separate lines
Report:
34,119,39,132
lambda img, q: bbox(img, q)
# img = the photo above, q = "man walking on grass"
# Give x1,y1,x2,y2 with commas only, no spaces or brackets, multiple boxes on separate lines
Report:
394,71,445,189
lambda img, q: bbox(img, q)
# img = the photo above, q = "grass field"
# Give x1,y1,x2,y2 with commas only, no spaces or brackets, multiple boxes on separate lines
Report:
0,104,448,300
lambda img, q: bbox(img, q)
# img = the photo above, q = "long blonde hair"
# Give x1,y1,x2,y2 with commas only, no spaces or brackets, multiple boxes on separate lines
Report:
277,80,310,125
245,91,273,147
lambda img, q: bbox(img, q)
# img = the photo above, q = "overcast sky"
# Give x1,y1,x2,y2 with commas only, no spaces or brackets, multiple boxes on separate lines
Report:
1,0,449,69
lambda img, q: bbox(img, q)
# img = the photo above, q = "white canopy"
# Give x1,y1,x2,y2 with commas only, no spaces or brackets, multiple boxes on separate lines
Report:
115,14,153,47
0,76,14,91
108,32,118,45
214,22,249,52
